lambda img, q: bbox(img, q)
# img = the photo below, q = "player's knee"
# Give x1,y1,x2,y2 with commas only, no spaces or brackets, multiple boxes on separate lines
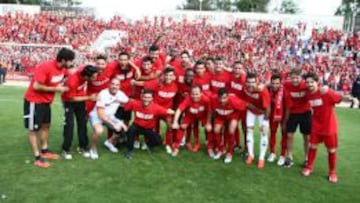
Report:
309,144,318,149
328,148,336,153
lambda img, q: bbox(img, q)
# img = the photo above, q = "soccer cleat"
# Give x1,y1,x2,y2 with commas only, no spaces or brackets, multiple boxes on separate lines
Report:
186,143,193,151
61,151,73,160
257,160,265,169
213,151,223,160
245,156,254,165
172,148,179,157
165,145,172,154
193,143,201,152
34,157,50,168
302,160,308,168
133,140,140,149
89,149,99,160
277,156,286,166
267,153,276,163
302,168,312,177
124,151,133,160
284,158,294,168
328,173,338,183
141,142,148,151
224,153,232,164
104,140,119,153
207,149,215,158
41,151,59,160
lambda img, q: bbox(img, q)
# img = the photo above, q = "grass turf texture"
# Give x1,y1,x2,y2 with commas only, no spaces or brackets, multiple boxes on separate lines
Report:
0,85,359,203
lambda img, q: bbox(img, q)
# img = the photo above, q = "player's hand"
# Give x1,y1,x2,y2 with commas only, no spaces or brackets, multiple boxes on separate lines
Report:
205,123,212,132
320,85,329,94
56,85,69,93
89,94,97,101
172,122,180,130
130,79,136,86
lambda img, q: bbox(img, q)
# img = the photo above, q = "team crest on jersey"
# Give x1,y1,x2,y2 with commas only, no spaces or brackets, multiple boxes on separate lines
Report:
215,109,234,115
136,112,154,120
290,91,306,98
309,98,323,107
50,74,64,83
158,91,176,98
189,106,205,114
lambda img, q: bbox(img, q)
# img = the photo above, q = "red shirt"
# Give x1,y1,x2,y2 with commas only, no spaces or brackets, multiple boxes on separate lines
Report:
269,87,284,120
87,66,113,95
229,74,246,95
179,94,211,119
210,70,231,94
240,86,271,115
283,80,311,114
124,100,168,129
109,61,136,97
307,89,342,135
25,60,66,104
211,94,247,120
61,71,86,102
193,72,211,96
144,79,178,108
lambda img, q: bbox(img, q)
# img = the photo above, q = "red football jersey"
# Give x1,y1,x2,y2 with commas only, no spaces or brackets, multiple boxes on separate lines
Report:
144,79,178,108
109,61,136,97
124,100,169,129
25,60,66,103
193,72,211,96
211,94,247,120
210,70,231,94
229,74,246,95
178,94,211,119
61,71,86,102
240,86,271,115
283,80,311,113
307,89,342,135
87,65,113,95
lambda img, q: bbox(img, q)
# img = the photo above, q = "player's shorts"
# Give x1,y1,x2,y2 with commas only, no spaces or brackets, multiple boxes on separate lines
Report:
115,106,132,122
182,115,207,126
23,99,51,131
310,134,338,149
214,113,240,126
89,111,126,132
246,110,269,128
286,111,312,134
85,100,96,116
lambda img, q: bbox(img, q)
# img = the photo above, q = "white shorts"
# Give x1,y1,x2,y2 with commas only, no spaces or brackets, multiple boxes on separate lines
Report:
89,111,126,131
246,110,269,128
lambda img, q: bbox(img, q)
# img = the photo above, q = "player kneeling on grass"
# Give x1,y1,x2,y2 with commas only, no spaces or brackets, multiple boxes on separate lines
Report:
123,89,175,159
89,77,129,159
302,72,349,183
172,85,212,157
211,88,247,163
61,65,98,160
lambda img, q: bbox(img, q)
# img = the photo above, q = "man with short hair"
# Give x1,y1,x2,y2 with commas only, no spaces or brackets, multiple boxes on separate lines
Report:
61,65,98,160
24,48,75,168
88,77,129,159
123,89,175,159
283,68,312,168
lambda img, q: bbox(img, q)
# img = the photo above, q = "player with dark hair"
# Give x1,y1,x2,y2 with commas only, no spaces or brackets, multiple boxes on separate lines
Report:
24,47,75,168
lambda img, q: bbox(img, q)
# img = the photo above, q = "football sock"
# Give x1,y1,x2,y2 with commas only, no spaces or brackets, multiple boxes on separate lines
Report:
259,132,268,161
246,128,254,157
307,148,317,170
328,152,337,173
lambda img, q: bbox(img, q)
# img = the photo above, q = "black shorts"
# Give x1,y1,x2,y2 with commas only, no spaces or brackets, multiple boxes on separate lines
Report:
115,106,132,122
24,99,51,131
286,111,311,135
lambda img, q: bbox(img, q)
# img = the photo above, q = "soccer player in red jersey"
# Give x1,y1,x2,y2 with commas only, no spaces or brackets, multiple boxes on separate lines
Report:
172,85,212,157
240,72,271,168
193,60,211,96
210,56,231,95
85,55,111,115
61,65,98,159
229,61,247,151
267,73,287,166
131,67,178,154
123,89,175,159
283,68,312,168
211,88,247,163
23,48,75,168
302,72,348,183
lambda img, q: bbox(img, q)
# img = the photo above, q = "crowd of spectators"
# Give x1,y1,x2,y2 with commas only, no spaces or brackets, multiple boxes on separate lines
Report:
0,11,359,92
